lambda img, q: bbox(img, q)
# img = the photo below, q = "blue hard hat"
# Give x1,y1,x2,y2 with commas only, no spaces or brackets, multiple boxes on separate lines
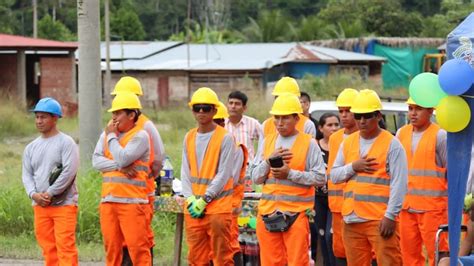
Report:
32,97,62,117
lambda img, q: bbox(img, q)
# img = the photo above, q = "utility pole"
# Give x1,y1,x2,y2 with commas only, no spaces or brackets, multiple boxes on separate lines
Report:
77,0,102,170
32,0,37,38
104,0,112,106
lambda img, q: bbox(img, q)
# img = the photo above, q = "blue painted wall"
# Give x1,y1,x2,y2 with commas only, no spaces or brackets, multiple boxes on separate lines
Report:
286,62,329,79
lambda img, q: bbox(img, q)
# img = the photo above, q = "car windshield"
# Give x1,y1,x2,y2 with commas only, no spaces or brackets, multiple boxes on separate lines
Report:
309,101,409,135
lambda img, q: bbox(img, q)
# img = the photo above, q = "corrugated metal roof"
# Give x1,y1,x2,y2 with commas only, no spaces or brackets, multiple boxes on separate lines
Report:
0,33,77,50
99,41,181,60
107,42,386,71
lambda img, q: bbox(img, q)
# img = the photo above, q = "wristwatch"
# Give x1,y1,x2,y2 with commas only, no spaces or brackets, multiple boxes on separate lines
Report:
203,194,213,204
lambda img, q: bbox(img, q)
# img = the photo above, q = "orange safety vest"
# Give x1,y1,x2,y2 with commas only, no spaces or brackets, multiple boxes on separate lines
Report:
258,132,315,215
135,114,156,195
327,128,347,213
263,114,309,137
102,125,150,202
341,130,393,220
232,143,249,210
398,123,447,211
185,126,233,214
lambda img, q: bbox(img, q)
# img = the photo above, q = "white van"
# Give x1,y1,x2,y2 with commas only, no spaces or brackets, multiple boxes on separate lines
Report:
309,101,409,134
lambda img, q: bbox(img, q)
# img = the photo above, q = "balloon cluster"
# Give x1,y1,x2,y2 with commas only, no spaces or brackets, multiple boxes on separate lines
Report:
409,59,474,132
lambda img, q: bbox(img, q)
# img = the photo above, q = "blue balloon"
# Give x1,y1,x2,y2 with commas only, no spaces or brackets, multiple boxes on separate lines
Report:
438,59,474,95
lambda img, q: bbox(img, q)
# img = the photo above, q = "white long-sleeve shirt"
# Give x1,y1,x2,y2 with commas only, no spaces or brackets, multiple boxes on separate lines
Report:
330,134,408,222
22,132,79,206
143,119,166,173
180,129,235,199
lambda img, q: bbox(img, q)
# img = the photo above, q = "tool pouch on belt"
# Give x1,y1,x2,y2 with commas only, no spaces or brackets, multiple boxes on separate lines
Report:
262,212,299,232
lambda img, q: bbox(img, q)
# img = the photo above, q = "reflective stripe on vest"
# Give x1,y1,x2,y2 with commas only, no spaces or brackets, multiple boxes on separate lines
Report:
263,114,308,137
186,126,233,214
327,128,346,213
341,130,393,221
102,124,149,202
398,123,447,211
258,132,314,215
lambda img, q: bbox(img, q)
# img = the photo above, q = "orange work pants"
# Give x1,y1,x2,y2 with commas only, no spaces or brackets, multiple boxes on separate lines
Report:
230,213,240,255
343,220,402,266
146,195,155,248
184,213,233,266
332,212,346,258
34,205,78,266
400,209,448,266
100,202,150,266
256,212,309,266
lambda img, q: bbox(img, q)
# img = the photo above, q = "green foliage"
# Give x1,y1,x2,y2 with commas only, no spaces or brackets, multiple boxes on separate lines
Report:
0,100,36,141
421,0,474,37
0,0,18,34
240,10,293,42
110,7,146,41
169,22,242,43
38,14,75,41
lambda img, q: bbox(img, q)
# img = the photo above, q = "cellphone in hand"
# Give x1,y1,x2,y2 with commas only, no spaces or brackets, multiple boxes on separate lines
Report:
268,156,284,168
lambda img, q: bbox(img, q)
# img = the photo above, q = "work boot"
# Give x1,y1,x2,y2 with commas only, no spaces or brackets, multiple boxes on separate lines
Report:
233,252,243,266
335,257,347,266
121,247,133,266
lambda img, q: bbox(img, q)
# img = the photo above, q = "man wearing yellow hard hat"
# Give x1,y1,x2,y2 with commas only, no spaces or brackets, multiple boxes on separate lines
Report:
262,77,316,138
112,76,166,264
397,97,448,266
213,102,249,265
181,88,235,265
327,88,359,263
251,93,326,265
330,89,407,265
92,91,152,265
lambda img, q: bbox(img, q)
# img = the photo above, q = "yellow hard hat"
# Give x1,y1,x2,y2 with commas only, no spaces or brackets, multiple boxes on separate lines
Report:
272,77,301,96
336,88,359,107
108,91,142,112
269,93,303,115
406,97,417,105
350,89,382,114
188,87,220,107
214,101,229,119
111,76,143,96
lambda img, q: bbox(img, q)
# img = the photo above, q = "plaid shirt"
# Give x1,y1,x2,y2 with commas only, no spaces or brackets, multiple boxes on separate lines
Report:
225,115,263,161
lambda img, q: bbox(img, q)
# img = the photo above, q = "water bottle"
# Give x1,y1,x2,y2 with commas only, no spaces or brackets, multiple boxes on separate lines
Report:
160,156,174,196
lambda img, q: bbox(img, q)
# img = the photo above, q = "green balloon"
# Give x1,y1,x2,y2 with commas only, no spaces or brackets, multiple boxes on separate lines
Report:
409,73,447,108
248,217,257,229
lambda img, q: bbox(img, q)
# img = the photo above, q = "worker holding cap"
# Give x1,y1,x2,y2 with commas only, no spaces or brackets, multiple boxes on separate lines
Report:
262,77,316,138
181,88,235,265
92,92,151,265
251,93,326,265
397,98,448,266
330,89,408,265
22,97,79,265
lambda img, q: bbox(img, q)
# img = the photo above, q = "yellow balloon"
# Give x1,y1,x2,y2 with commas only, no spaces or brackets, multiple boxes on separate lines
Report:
237,216,250,227
436,96,471,133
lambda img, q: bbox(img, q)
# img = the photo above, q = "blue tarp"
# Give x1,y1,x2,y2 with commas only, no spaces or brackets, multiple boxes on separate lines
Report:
446,12,474,266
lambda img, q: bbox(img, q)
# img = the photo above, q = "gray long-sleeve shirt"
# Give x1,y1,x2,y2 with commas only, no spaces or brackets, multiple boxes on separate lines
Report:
330,134,408,222
143,119,166,173
232,145,245,186
181,129,235,199
22,132,79,206
251,133,326,186
92,130,150,203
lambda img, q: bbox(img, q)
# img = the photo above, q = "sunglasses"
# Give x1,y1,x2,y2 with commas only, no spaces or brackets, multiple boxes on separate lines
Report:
354,112,377,120
192,104,213,113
